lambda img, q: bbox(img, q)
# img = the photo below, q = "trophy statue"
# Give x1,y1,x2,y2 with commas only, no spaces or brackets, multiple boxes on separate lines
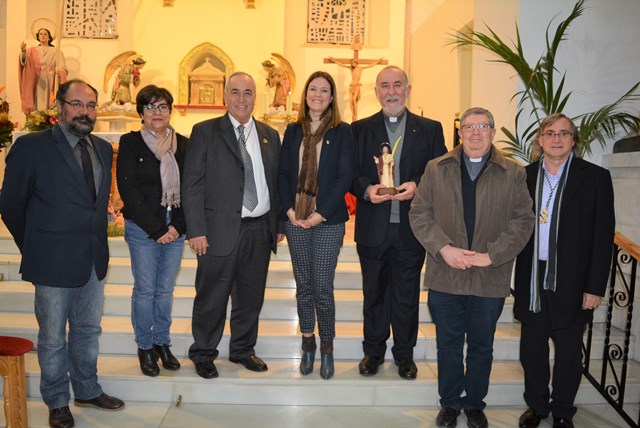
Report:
374,142,398,195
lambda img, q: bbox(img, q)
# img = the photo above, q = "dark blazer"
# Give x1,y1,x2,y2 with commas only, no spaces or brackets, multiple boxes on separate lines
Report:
116,131,188,240
0,124,113,287
351,110,447,250
513,157,615,327
277,121,355,225
181,113,281,256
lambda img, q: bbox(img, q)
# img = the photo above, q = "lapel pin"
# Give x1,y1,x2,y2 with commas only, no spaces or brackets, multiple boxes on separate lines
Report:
262,138,268,144
326,140,330,145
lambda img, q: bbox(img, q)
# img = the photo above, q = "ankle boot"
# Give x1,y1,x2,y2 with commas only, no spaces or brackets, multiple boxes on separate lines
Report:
153,344,181,370
138,348,160,377
300,335,317,375
320,339,334,380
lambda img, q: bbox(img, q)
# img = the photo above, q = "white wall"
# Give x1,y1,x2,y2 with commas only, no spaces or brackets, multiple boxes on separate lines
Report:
517,0,640,165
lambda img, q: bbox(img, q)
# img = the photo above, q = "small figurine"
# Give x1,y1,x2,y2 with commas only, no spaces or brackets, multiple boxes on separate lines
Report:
373,142,397,195
261,53,296,108
104,52,146,105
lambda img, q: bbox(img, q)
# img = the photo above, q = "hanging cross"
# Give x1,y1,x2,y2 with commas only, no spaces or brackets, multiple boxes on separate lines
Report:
324,35,388,121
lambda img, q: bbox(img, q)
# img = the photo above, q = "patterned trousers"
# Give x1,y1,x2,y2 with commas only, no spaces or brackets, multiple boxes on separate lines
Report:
284,221,345,341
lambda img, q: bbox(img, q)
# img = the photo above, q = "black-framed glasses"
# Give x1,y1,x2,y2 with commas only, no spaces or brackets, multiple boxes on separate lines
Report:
62,100,98,111
143,104,170,113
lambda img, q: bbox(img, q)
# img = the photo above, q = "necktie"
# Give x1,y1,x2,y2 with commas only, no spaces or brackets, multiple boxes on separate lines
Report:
237,124,258,211
78,138,96,201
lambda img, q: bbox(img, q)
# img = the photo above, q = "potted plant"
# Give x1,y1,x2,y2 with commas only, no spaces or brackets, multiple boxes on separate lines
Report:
450,0,640,163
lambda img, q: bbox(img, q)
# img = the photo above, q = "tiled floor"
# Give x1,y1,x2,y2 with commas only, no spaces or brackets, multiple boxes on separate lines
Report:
11,400,638,427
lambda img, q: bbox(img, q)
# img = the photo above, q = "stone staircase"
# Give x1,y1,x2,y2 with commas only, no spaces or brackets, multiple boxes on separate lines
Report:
0,230,637,409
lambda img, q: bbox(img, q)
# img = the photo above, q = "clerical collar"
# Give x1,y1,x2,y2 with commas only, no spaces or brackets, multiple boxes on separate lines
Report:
462,151,491,165
383,109,406,124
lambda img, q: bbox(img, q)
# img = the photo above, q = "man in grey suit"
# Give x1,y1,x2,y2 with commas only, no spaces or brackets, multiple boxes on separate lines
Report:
182,72,282,379
0,79,124,428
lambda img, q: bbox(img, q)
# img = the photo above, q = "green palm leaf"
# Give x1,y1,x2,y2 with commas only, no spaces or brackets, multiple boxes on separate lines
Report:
448,0,639,163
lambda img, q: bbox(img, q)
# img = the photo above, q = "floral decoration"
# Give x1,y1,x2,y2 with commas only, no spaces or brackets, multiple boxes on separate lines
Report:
23,106,59,132
0,86,19,149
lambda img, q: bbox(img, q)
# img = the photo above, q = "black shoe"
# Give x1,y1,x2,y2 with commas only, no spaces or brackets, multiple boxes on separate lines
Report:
229,354,268,372
436,407,461,427
320,353,334,379
464,408,488,428
194,360,219,379
358,355,384,376
137,348,160,377
519,408,546,428
553,417,574,428
153,344,181,370
74,393,125,411
395,358,418,379
49,406,75,428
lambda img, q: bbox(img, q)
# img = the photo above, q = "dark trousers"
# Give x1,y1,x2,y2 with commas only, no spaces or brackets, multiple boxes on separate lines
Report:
357,223,425,360
428,289,505,410
520,264,585,419
189,216,271,363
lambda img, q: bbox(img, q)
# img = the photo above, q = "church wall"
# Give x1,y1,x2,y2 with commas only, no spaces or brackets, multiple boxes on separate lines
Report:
518,0,640,166
128,0,286,134
408,0,518,150
2,0,638,150
0,0,7,86
283,0,405,125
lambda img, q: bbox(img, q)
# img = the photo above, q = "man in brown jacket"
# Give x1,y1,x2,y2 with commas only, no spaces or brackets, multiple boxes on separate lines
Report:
409,107,534,428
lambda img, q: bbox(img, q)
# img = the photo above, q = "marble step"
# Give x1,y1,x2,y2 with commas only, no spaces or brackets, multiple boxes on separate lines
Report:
0,235,361,262
0,280,526,324
5,353,640,408
0,255,369,289
0,312,628,361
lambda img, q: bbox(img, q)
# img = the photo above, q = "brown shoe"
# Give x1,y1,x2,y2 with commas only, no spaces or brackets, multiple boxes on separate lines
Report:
74,393,125,411
49,406,74,428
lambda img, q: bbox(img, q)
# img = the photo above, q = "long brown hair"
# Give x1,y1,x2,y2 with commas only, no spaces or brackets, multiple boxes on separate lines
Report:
297,71,342,126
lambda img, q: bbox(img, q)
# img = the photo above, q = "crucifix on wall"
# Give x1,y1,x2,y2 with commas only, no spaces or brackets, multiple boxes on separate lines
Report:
324,35,387,120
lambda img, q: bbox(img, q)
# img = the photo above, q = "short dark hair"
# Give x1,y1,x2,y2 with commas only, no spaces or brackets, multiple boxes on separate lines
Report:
56,79,99,102
135,85,174,116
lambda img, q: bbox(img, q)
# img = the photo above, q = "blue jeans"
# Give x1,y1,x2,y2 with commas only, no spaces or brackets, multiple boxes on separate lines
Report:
34,267,105,409
428,289,505,410
125,219,184,350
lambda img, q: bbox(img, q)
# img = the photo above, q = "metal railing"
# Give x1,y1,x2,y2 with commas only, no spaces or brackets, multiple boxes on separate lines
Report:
584,231,640,427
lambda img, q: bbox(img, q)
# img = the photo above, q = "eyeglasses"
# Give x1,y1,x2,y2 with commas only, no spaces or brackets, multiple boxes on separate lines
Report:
460,123,493,133
541,130,573,139
143,104,170,113
62,100,98,111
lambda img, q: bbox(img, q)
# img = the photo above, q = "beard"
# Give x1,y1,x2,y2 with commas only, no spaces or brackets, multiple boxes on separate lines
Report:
61,112,96,137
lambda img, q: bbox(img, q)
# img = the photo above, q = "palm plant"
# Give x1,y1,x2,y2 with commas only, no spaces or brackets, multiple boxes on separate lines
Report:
450,0,640,164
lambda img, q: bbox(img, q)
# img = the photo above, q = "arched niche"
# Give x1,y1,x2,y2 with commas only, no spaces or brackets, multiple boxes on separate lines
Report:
178,42,234,107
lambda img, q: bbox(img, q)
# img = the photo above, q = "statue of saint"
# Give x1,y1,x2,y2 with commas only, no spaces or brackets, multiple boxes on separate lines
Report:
261,55,295,109
374,142,396,191
103,52,146,106
111,58,146,105
19,27,67,114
